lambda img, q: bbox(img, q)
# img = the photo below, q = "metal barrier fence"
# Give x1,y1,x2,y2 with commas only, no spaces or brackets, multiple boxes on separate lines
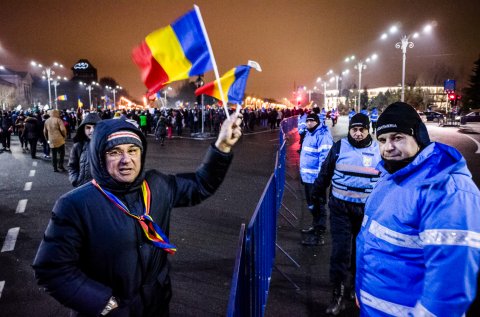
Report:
227,116,298,317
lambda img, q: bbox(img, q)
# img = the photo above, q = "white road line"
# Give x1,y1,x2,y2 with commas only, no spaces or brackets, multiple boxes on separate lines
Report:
32,161,38,167
0,281,4,300
463,134,480,154
24,182,32,191
29,170,36,177
1,227,20,252
16,199,28,214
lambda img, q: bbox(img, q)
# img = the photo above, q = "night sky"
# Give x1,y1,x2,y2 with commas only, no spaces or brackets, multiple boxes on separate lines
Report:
1,0,479,102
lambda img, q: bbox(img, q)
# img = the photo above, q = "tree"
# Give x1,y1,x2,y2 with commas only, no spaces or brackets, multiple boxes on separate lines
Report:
360,87,369,108
462,55,480,110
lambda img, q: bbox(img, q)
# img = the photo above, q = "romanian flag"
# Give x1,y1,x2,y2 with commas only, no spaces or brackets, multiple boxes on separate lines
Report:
195,62,261,105
78,98,84,108
57,95,67,101
132,6,213,97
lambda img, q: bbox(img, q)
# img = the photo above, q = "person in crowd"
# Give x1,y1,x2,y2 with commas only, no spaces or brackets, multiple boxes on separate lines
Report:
330,108,338,127
22,113,41,159
348,108,356,121
319,107,327,125
360,106,369,117
154,115,168,146
356,102,480,316
39,113,51,158
0,110,14,151
312,113,381,315
33,114,243,317
67,113,101,187
44,109,67,172
268,108,277,131
300,113,333,246
297,108,307,153
15,111,28,151
369,107,379,134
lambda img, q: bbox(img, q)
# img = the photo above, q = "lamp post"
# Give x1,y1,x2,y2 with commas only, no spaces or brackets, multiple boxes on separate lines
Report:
346,54,377,112
31,61,64,108
381,23,434,102
51,76,68,109
106,85,122,109
80,81,99,110
316,77,329,108
195,75,205,134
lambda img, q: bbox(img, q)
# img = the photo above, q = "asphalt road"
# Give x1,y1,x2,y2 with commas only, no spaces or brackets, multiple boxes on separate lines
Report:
0,116,479,317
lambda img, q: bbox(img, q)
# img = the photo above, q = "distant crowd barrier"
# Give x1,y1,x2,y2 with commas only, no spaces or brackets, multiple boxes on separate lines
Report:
227,116,298,317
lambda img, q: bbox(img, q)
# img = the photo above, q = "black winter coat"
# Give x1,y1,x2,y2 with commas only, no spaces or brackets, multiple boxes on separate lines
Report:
68,141,92,187
33,118,232,317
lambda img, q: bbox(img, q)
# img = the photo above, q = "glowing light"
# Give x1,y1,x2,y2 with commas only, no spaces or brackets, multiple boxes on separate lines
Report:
423,24,432,33
389,25,398,34
381,33,388,40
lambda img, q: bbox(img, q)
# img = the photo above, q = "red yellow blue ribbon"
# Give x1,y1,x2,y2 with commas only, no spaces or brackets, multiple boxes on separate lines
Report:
92,179,177,254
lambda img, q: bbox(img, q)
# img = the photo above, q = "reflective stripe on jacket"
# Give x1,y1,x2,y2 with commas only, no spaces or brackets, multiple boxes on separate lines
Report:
356,142,480,317
297,113,307,134
300,124,333,183
331,138,381,203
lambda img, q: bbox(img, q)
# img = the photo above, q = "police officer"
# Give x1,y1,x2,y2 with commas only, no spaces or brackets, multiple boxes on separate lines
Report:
312,113,381,315
299,113,333,246
370,107,379,134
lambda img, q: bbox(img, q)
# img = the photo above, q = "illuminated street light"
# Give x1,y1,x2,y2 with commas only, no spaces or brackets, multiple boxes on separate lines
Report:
106,85,122,108
51,76,69,109
316,77,329,108
31,60,65,109
80,81,99,109
381,23,435,101
346,53,378,112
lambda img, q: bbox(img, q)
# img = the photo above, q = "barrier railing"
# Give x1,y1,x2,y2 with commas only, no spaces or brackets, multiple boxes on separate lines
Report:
226,116,298,317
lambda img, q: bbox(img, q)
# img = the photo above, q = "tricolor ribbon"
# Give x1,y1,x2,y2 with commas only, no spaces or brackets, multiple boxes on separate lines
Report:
92,179,177,254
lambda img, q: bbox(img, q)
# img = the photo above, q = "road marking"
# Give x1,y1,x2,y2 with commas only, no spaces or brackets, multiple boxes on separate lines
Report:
32,161,38,167
16,199,28,214
463,134,480,154
1,227,20,252
0,281,4,300
29,170,36,177
24,182,32,191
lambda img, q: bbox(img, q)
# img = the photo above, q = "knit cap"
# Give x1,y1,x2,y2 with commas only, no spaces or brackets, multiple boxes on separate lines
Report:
376,102,430,148
349,113,370,129
105,130,143,152
306,113,319,123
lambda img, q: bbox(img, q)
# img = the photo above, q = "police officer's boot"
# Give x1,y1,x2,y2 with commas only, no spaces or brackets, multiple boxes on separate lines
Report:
326,283,345,315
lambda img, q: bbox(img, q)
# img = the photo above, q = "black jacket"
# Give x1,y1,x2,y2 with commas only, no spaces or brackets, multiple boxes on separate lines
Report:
22,116,40,140
33,119,233,316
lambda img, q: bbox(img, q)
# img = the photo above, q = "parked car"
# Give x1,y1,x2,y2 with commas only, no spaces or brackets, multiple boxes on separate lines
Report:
417,111,427,122
460,110,480,125
424,111,444,122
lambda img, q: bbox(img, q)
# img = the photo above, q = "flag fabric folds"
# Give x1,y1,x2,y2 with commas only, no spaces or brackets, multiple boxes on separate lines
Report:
57,95,67,101
132,7,213,97
78,98,84,108
195,65,251,105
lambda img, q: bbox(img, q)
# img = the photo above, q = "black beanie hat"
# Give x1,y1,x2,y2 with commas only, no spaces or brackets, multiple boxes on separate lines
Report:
306,113,319,123
376,102,430,148
349,113,370,130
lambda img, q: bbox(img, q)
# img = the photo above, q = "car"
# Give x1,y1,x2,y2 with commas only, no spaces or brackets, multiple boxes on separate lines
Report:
417,111,427,122
424,111,444,122
460,110,480,125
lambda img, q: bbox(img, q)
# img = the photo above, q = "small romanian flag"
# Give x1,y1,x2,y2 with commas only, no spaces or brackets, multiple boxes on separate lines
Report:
132,6,213,97
195,62,261,105
57,95,67,101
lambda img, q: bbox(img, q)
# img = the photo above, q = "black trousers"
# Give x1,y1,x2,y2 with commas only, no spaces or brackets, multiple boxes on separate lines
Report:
304,183,327,232
28,138,38,158
51,144,65,170
328,196,364,286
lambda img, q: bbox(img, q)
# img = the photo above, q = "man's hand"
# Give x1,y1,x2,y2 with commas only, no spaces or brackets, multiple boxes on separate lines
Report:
215,113,243,153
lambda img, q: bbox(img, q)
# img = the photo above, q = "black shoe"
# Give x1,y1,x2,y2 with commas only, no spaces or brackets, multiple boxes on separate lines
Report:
326,284,346,315
58,167,66,172
54,169,59,173
301,226,315,234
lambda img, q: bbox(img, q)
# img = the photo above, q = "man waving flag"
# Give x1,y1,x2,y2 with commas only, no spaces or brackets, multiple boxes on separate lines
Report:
132,6,213,97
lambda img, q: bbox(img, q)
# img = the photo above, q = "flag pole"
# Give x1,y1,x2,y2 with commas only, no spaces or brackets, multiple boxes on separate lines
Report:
194,5,230,119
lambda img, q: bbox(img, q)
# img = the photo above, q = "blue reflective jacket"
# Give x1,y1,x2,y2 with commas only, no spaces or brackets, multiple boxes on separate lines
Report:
300,124,333,183
370,108,379,122
349,110,356,120
331,139,381,204
356,142,480,317
297,113,307,135
319,109,327,123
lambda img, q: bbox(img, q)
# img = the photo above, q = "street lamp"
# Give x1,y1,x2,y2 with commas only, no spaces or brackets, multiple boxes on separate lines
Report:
316,77,330,108
31,61,64,108
51,76,68,109
346,53,378,112
195,75,205,134
106,85,122,108
381,23,434,101
80,81,99,110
